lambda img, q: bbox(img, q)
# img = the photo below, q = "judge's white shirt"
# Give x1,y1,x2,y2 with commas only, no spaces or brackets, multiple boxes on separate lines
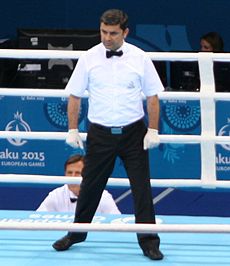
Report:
36,184,121,214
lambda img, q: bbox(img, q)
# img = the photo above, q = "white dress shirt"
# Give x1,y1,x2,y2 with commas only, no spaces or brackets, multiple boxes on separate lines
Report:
65,42,164,126
36,184,121,214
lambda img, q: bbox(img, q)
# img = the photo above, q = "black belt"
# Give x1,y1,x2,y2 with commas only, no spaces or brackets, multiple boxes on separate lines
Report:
91,119,143,135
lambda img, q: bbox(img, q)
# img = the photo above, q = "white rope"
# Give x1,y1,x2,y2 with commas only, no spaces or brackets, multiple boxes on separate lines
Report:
0,131,86,141
0,221,229,233
0,49,85,59
0,88,230,101
0,131,229,144
1,49,230,61
1,174,230,189
0,88,69,98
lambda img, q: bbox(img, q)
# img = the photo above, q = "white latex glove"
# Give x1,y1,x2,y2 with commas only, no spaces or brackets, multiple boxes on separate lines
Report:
66,129,84,149
143,128,160,150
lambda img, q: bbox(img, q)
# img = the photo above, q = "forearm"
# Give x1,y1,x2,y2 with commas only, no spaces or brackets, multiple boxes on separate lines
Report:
67,95,81,129
146,95,160,130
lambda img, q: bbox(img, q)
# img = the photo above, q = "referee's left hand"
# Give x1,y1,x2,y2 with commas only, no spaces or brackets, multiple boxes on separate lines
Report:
143,128,160,150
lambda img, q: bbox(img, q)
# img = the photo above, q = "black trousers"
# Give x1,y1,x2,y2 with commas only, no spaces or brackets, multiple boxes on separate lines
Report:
72,118,160,248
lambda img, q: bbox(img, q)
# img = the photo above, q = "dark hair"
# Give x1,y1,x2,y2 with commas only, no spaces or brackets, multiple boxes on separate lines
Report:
100,9,128,31
201,32,224,52
64,154,84,172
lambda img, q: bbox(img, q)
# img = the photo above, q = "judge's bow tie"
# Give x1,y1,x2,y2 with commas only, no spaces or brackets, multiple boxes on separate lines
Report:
70,198,77,203
106,50,123,58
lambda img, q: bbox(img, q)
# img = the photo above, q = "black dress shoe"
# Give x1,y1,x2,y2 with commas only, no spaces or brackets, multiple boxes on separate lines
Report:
143,248,164,260
52,234,86,251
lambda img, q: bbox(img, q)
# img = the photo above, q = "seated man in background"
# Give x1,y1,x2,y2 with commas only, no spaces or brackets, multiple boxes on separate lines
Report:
36,154,121,214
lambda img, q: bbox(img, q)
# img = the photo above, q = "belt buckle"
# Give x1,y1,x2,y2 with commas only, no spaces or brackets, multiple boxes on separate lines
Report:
111,127,122,134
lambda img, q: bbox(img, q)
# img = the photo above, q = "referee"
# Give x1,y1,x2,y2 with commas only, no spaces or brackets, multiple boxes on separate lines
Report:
53,9,164,261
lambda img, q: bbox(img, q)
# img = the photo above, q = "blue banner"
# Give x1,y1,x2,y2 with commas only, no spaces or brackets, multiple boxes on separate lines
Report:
216,101,230,180
0,96,229,180
0,96,88,175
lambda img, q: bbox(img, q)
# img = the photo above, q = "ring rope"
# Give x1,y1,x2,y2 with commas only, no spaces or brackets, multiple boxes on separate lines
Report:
0,131,229,144
0,221,229,233
0,88,229,101
1,174,230,189
1,49,230,61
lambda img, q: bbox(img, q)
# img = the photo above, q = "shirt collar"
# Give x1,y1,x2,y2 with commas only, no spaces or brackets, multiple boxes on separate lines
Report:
102,41,127,54
67,186,78,199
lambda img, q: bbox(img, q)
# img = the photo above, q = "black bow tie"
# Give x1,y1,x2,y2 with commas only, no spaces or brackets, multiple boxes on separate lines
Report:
106,50,123,58
70,198,77,203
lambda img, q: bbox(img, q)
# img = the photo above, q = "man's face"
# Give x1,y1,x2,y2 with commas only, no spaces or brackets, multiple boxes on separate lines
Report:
65,160,84,195
100,22,129,51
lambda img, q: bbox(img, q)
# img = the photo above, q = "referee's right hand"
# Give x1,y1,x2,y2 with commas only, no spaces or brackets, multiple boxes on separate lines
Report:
66,129,84,149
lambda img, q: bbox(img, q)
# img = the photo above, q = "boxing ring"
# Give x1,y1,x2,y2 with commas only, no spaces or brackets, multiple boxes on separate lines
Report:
0,49,230,265
1,211,230,266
